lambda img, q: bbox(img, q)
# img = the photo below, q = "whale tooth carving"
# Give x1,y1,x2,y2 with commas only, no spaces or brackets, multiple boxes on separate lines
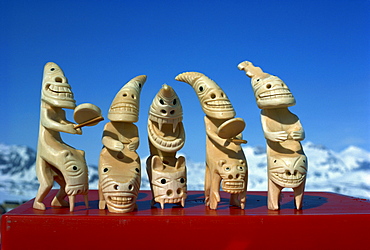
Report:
99,75,146,213
147,84,187,209
238,60,307,210
175,72,248,210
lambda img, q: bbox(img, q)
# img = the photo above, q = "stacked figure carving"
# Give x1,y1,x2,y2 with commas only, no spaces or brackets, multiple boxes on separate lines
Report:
176,72,248,210
146,84,187,209
34,62,102,212
98,75,146,213
238,61,307,210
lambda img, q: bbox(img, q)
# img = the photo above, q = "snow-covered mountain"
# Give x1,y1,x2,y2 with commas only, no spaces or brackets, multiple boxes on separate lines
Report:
0,142,369,205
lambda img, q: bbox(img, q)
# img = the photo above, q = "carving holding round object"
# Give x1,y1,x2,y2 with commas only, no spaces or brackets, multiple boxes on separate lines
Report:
217,117,246,139
74,103,104,128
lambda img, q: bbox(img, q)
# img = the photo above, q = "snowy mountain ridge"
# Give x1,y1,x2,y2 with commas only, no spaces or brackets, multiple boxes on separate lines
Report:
0,142,369,204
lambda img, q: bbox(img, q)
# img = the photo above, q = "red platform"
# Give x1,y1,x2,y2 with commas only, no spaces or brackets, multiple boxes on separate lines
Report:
1,190,370,249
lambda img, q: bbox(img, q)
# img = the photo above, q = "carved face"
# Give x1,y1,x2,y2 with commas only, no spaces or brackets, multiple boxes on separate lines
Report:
268,155,307,188
148,84,185,152
148,155,187,209
251,75,296,109
218,159,247,194
99,159,141,213
175,72,235,119
108,75,146,122
41,62,76,109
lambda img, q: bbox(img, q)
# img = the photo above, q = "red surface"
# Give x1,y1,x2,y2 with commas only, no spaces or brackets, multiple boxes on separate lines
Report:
1,190,370,249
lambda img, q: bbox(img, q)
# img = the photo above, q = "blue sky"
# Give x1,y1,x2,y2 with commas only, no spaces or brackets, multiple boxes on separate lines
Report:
1,0,369,165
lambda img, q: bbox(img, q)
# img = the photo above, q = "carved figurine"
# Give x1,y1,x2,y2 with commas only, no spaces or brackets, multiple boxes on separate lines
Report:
34,62,102,212
238,61,307,210
98,75,146,213
146,84,187,209
175,72,248,210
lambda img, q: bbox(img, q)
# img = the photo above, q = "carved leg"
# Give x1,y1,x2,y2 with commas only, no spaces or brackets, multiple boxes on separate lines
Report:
98,184,106,210
268,179,283,210
209,171,221,210
204,164,211,206
293,180,306,210
33,158,54,210
51,174,69,207
230,175,247,209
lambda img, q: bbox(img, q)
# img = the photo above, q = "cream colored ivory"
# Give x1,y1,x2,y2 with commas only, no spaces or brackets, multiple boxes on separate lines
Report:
98,75,146,213
176,72,248,210
146,84,187,209
34,62,102,212
238,61,307,210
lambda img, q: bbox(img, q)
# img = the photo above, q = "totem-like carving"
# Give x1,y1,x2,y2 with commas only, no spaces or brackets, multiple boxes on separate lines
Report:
176,72,248,210
34,62,102,212
238,61,307,210
98,75,146,213
146,84,187,209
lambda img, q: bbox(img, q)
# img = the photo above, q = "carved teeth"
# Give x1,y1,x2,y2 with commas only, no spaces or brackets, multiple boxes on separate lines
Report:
108,196,133,205
110,103,138,113
205,100,233,109
259,89,292,99
47,84,74,99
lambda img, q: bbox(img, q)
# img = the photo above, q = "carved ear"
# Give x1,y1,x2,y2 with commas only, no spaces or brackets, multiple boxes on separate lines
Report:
218,159,227,167
239,159,245,166
175,156,186,170
152,155,165,171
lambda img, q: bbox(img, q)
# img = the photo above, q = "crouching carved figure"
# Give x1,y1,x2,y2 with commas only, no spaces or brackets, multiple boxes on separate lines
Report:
146,84,187,209
176,72,248,210
238,61,307,210
98,75,146,213
34,62,101,212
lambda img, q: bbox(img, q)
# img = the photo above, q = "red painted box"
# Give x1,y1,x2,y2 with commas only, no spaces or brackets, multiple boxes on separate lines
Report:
1,190,370,249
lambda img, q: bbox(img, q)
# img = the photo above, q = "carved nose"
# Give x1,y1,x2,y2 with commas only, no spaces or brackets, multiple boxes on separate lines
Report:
122,92,136,99
54,76,66,83
166,189,173,197
209,90,225,99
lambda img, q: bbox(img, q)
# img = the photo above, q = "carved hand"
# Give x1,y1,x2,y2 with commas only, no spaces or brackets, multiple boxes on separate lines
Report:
102,136,124,151
128,139,139,151
290,130,305,141
264,131,288,142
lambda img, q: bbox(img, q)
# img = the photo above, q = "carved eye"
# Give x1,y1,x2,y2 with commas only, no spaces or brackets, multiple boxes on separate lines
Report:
161,179,167,184
173,99,177,105
138,83,142,88
103,167,109,173
50,68,55,71
135,168,140,173
180,178,185,184
238,166,244,171
199,86,204,92
225,167,231,172
72,166,78,171
159,99,165,105
256,79,260,82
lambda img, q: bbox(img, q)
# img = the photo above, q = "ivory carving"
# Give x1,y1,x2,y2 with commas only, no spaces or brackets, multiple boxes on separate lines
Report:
34,62,102,212
238,61,307,210
146,84,187,209
98,75,146,213
176,72,248,210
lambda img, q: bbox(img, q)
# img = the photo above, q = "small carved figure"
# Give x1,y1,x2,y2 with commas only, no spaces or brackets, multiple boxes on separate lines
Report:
34,62,102,212
146,84,187,209
175,72,248,210
98,75,146,213
238,61,307,210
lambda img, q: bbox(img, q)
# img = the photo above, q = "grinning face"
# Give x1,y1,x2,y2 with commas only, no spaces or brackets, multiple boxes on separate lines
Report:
251,75,296,109
175,72,235,119
99,159,141,213
268,155,307,188
218,159,247,194
41,62,76,109
108,75,146,122
148,84,185,152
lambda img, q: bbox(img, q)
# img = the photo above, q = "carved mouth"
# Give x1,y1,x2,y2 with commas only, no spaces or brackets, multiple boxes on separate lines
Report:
110,103,138,114
222,181,245,193
148,118,185,152
46,83,74,99
259,89,293,100
204,100,233,110
108,195,134,205
270,171,306,187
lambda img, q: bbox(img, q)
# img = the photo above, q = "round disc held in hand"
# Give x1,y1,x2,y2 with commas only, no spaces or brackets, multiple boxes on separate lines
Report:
217,118,246,139
74,103,102,126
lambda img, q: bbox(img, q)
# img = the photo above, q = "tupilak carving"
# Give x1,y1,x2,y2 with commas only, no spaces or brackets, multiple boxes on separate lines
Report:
98,75,146,213
34,62,102,212
146,84,187,209
238,61,307,210
175,72,248,210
